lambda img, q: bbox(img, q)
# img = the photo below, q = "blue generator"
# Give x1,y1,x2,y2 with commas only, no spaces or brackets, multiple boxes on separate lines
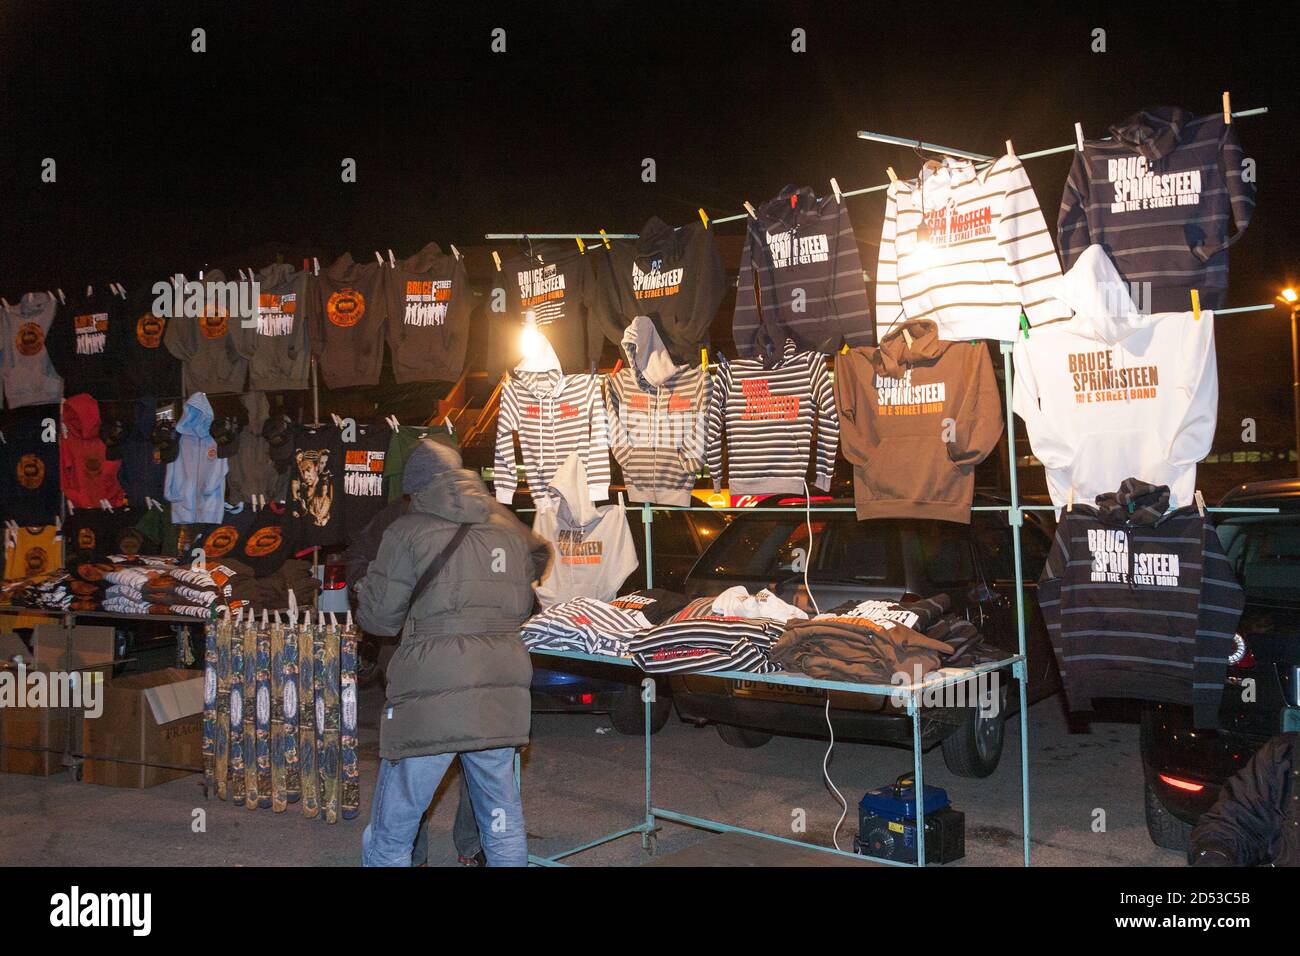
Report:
854,775,965,864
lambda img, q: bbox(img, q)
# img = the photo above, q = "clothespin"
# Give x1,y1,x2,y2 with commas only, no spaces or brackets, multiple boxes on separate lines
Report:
374,251,384,267
387,414,400,431
443,415,454,436
700,347,709,370
575,237,586,255
830,177,843,203
698,208,710,229
312,257,320,275
1194,490,1207,517
714,350,729,368
261,608,268,626
617,491,626,511
743,201,757,219
317,610,325,626
598,229,611,250
237,269,247,281
901,327,914,348
589,359,596,376
1222,91,1232,125
886,167,898,184
388,249,396,268
491,251,502,272
287,587,298,621
86,285,93,297
273,610,280,625
0,298,8,309
1019,312,1031,340
840,343,849,355
1005,140,1015,157
1074,123,1085,151
56,288,65,304
345,609,353,629
449,244,461,261
1191,289,1201,321
1067,488,1075,513
611,358,623,375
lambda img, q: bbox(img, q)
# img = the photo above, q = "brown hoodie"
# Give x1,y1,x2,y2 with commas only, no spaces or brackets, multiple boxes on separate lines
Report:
834,319,1001,523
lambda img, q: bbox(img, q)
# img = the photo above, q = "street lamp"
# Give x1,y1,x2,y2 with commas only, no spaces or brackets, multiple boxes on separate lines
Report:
1279,288,1300,478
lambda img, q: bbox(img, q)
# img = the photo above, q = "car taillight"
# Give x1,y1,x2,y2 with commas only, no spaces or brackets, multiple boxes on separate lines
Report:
1227,633,1254,670
580,693,593,705
322,564,346,590
1157,773,1205,793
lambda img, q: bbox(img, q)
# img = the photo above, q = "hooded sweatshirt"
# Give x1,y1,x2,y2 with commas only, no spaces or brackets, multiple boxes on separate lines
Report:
1058,107,1255,312
1037,479,1244,728
604,316,708,506
1012,244,1217,510
2,292,64,408
248,263,311,391
164,392,228,524
834,319,1002,523
384,241,472,384
733,186,875,357
308,254,388,389
60,393,127,509
593,217,725,364
532,452,638,608
494,334,611,506
47,286,125,400
876,154,1071,342
113,397,166,507
487,242,599,376
121,283,183,399
224,391,286,504
0,403,62,523
705,339,839,496
163,270,258,395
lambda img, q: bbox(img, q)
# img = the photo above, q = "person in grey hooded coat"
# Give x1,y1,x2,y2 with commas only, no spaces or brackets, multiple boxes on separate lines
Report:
356,440,549,867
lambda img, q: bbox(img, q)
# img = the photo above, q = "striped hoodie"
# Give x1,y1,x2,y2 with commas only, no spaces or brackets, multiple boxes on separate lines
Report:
1037,479,1244,728
1058,107,1255,312
733,185,875,358
494,335,611,506
876,154,1070,342
706,339,839,496
520,597,652,657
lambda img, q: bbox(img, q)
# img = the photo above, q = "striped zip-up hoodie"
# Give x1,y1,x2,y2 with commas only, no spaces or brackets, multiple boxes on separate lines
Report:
494,336,611,506
521,597,652,656
876,154,1070,342
1037,479,1244,728
1058,107,1255,312
605,316,708,506
706,339,838,496
733,185,875,358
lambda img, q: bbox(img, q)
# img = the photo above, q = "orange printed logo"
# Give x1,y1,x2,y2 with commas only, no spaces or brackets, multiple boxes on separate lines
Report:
23,547,50,576
77,527,96,550
16,453,45,490
84,457,103,477
326,289,365,328
199,309,229,340
137,313,166,348
243,525,283,558
14,322,45,357
204,525,238,558
118,529,143,556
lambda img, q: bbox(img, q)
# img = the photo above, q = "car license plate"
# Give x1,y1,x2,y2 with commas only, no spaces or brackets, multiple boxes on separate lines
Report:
728,678,825,703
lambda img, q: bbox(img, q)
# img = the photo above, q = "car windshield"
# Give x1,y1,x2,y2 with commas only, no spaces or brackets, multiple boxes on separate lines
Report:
1217,513,1300,603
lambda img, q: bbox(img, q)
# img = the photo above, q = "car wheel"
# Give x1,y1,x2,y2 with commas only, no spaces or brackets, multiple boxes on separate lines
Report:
716,723,772,748
940,706,1005,778
1143,780,1192,852
609,685,672,736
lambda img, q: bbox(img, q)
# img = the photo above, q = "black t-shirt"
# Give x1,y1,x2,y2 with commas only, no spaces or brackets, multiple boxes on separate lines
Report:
0,404,62,524
341,422,391,541
47,287,126,400
121,285,184,400
64,507,137,563
238,503,291,577
488,243,599,377
287,423,345,553
610,588,690,624
190,503,259,566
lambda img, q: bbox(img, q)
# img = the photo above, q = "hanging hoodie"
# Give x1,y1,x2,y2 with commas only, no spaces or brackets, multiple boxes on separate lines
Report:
382,422,460,503
286,423,345,553
487,242,599,376
1012,245,1217,510
494,334,611,507
1037,479,1244,728
0,404,61,523
593,217,725,364
705,339,838,497
249,263,311,391
163,270,256,395
1058,107,1255,312
47,286,125,399
307,254,388,389
60,393,127,509
383,241,472,384
532,452,638,608
876,154,1071,342
834,319,1002,523
2,292,64,409
165,392,229,524
121,284,183,399
733,186,875,357
604,316,708,506
112,398,166,507
224,391,286,505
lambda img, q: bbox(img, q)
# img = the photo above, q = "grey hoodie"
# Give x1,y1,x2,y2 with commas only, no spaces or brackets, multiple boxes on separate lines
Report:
604,315,707,506
163,270,256,395
384,241,472,384
532,451,638,608
249,263,311,391
225,391,287,504
2,292,64,408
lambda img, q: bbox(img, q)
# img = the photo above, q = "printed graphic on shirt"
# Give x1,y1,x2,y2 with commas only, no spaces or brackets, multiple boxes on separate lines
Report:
16,453,46,489
343,450,384,496
765,229,830,269
257,293,297,336
611,594,656,611
136,313,166,349
557,528,603,565
1068,350,1160,403
199,308,229,340
291,448,334,527
632,259,683,300
1106,157,1201,213
118,528,144,557
832,600,921,629
84,457,103,478
1086,528,1181,586
244,525,284,558
22,547,50,576
516,264,566,326
204,525,239,558
622,392,702,452
326,289,365,328
74,312,109,355
875,371,946,415
924,198,993,246
523,401,583,421
76,527,96,551
14,322,45,356
740,378,799,421
403,280,452,327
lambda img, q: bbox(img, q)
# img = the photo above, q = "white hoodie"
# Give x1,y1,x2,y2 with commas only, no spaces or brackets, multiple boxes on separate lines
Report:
710,586,808,624
532,451,638,608
1012,245,1217,510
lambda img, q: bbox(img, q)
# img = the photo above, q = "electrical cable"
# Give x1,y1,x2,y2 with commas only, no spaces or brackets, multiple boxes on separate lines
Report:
824,696,848,852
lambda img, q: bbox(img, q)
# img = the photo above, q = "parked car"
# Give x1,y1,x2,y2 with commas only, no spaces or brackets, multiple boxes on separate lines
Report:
668,495,1061,777
1141,478,1300,850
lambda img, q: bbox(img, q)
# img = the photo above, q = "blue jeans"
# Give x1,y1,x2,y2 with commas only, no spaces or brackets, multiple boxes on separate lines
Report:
362,747,526,867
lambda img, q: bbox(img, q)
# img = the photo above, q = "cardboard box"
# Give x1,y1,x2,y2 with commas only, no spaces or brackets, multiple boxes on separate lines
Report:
33,624,114,671
82,668,204,788
0,661,107,776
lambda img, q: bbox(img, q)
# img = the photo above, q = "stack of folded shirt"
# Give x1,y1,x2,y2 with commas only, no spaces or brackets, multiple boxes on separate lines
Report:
521,597,653,656
608,588,690,624
627,616,784,674
226,559,320,613
1,572,74,611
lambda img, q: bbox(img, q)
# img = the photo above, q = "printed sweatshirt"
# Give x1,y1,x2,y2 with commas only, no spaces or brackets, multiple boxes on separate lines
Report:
249,263,311,391
164,392,228,524
1058,107,1255,312
521,597,652,657
835,319,1002,523
488,242,599,376
705,339,838,496
47,286,125,400
162,270,256,395
532,452,639,609
383,241,472,384
122,284,183,399
494,335,611,506
604,316,708,506
733,185,875,357
1013,245,1217,510
0,403,62,524
1037,479,1244,728
111,397,166,508
2,292,64,409
308,254,388,389
876,154,1071,341
60,392,127,509
224,391,286,505
593,217,725,364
